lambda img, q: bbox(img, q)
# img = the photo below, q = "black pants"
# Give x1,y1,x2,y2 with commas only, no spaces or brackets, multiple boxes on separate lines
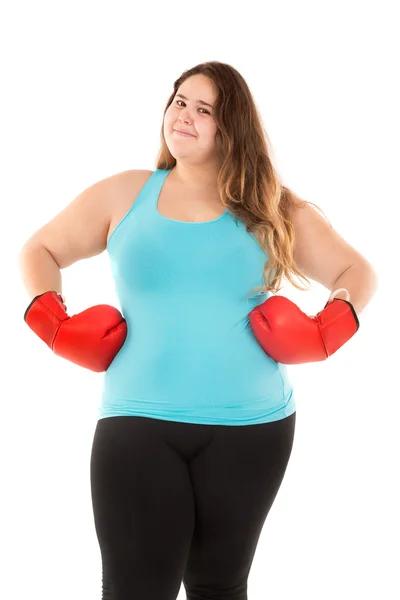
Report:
90,412,296,600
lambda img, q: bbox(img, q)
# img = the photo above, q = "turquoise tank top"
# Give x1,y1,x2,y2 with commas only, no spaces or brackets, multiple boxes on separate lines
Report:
98,168,296,425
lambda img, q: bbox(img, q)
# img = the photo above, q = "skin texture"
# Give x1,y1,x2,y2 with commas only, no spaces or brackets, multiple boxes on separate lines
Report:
162,74,223,190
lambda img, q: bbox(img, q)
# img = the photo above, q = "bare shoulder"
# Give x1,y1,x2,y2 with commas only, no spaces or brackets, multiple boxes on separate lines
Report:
21,168,155,270
117,168,154,182
108,168,154,212
111,168,154,194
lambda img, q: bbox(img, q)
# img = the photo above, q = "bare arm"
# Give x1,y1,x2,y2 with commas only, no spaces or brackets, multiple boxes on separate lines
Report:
18,243,63,300
291,199,378,314
18,169,143,302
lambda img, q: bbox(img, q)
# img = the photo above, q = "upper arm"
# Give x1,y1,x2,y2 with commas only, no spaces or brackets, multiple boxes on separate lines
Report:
22,169,150,269
291,199,373,289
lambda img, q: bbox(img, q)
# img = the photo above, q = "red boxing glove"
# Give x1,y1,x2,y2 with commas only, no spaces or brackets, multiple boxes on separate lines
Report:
24,291,127,372
248,293,359,364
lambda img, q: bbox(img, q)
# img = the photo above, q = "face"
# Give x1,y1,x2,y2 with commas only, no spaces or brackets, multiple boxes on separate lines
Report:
163,74,220,166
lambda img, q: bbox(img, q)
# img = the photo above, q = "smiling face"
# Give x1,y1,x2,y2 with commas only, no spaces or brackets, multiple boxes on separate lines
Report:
163,74,221,167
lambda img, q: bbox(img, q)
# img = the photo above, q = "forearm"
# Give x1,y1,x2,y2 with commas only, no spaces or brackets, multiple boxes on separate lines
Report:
330,264,378,316
18,242,62,301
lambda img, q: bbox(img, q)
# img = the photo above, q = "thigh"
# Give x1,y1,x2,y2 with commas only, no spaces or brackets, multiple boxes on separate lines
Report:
183,412,296,600
90,416,195,600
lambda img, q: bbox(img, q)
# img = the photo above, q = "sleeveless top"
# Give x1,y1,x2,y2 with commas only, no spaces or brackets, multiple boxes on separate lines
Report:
98,168,296,425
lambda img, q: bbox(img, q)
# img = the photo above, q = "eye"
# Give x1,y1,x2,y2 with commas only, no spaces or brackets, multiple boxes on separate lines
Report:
175,100,210,115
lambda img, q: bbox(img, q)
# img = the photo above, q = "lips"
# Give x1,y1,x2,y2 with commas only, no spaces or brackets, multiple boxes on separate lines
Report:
174,129,195,137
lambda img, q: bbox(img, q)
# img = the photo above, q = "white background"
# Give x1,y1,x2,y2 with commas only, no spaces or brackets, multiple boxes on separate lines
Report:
2,1,399,598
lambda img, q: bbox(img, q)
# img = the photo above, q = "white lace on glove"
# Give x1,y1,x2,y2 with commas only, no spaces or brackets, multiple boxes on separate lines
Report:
328,288,350,303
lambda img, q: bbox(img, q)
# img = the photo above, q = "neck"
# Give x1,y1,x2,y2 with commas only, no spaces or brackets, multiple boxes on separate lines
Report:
172,162,220,188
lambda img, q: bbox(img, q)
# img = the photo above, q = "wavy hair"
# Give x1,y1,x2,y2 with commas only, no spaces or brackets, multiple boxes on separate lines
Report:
155,61,331,296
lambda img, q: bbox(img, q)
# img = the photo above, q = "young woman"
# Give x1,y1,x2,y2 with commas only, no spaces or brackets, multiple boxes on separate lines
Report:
20,61,378,600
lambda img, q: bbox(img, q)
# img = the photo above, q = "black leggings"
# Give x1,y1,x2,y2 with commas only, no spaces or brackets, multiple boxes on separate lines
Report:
90,412,296,600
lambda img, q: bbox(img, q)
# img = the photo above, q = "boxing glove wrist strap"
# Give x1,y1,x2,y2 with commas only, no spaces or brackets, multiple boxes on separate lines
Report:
24,291,69,349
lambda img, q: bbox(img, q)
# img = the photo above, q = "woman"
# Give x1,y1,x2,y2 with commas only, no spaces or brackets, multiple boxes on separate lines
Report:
19,61,378,600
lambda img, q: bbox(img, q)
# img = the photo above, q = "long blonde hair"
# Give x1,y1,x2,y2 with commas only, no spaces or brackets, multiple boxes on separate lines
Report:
155,61,331,295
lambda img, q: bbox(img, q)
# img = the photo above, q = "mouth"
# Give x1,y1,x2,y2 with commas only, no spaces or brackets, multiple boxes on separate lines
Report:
174,129,196,137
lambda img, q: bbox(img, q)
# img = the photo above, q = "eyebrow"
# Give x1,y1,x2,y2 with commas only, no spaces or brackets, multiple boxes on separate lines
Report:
175,93,214,109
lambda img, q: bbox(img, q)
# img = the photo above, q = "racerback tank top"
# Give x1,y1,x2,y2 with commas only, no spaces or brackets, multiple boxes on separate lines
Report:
99,168,296,425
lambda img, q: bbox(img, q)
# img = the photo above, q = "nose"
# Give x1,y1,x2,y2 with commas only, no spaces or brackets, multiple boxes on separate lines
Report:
178,107,193,124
